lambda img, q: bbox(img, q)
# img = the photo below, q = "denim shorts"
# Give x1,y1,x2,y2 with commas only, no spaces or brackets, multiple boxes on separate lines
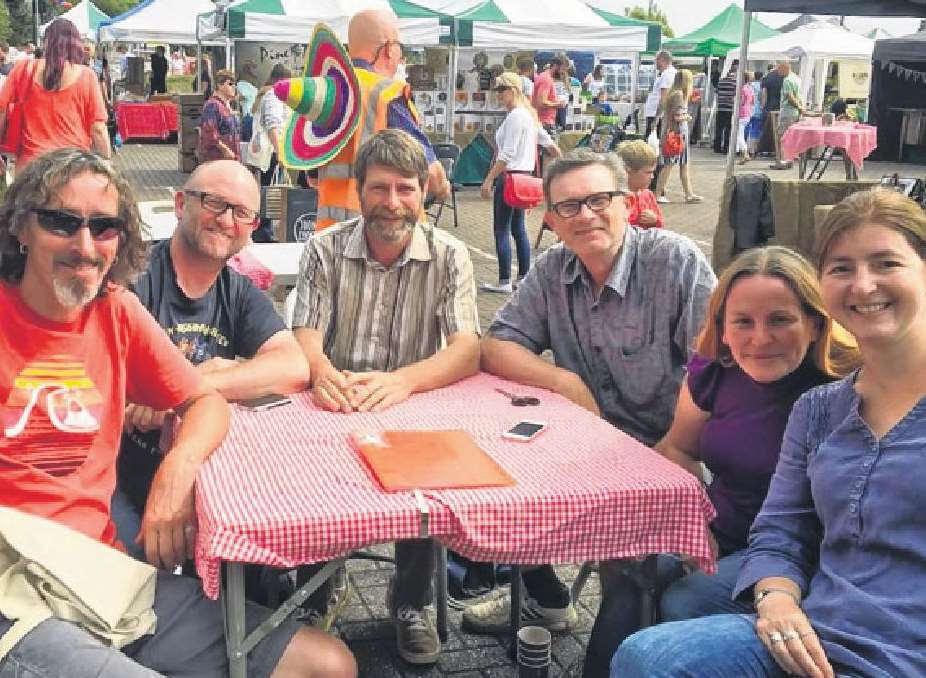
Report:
0,571,302,678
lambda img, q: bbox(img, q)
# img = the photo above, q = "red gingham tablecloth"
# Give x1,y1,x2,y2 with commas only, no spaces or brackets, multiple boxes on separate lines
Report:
194,373,716,599
780,120,878,170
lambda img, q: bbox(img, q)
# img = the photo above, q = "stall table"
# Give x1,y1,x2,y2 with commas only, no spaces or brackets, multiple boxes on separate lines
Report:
115,101,178,141
780,120,878,181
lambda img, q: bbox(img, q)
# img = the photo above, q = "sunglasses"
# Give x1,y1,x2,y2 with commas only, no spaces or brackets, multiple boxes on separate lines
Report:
32,208,126,240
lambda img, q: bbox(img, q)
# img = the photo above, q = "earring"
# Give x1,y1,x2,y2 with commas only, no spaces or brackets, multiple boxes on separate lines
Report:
18,243,26,255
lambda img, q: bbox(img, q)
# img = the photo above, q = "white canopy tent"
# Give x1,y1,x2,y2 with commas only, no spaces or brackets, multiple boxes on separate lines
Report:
41,0,110,40
98,0,225,44
724,22,875,119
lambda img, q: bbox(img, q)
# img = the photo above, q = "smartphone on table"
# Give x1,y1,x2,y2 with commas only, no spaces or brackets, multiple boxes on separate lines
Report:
502,420,547,442
239,394,292,412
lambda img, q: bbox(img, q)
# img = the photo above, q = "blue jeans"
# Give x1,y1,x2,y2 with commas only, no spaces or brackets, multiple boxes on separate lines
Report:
111,486,146,561
611,613,788,677
660,549,752,621
492,174,531,283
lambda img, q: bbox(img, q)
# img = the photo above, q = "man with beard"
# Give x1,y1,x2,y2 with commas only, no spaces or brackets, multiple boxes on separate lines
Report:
114,160,309,562
533,56,568,133
0,148,356,678
292,128,479,665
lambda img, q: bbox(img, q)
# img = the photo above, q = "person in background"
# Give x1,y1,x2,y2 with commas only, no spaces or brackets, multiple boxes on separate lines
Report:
617,140,663,229
654,69,702,205
196,54,212,98
758,63,783,156
584,64,605,99
197,69,240,163
554,62,572,130
252,62,293,242
771,60,803,170
612,187,926,678
532,56,567,134
714,61,737,154
0,41,13,76
644,50,676,139
745,70,764,152
235,61,259,142
0,18,109,175
736,71,756,164
170,49,186,75
479,72,560,293
149,45,168,95
517,59,534,97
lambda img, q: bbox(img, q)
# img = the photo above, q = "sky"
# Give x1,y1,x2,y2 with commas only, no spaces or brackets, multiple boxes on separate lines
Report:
649,0,923,39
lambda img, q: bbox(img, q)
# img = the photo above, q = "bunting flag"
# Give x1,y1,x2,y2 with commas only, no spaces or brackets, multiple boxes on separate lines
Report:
883,61,926,84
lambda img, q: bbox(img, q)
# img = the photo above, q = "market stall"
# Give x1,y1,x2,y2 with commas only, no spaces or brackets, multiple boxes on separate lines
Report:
40,0,109,40
869,30,926,161
98,0,224,44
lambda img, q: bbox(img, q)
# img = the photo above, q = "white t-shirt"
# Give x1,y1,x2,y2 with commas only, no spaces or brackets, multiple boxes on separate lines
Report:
494,106,553,172
644,65,677,118
520,75,534,97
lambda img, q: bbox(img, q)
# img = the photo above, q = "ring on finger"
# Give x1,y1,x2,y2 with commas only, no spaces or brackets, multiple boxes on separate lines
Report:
781,631,799,641
768,631,784,644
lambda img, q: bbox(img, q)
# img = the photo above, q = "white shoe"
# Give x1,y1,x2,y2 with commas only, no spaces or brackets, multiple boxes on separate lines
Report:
462,592,577,635
480,281,513,294
656,196,670,204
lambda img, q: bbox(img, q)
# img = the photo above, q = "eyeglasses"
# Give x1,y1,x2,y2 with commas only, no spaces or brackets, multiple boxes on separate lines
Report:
185,190,258,225
32,208,126,240
550,190,625,219
372,39,404,64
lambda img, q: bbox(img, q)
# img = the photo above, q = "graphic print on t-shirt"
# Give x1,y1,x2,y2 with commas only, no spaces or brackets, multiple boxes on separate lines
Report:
0,354,101,477
166,322,230,365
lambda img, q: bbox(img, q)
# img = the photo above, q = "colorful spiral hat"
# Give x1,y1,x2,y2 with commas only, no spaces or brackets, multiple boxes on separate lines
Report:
275,23,361,170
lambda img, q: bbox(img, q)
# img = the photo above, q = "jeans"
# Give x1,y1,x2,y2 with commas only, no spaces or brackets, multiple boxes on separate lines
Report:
714,109,733,153
391,539,436,609
660,549,752,621
492,174,531,283
611,613,789,678
111,486,146,561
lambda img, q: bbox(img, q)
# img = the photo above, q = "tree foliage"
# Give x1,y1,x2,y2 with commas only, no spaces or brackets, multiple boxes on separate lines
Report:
625,3,675,39
0,1,10,43
2,0,140,45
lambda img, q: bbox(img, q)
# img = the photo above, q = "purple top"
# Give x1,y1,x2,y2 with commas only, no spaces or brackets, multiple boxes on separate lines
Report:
687,353,830,554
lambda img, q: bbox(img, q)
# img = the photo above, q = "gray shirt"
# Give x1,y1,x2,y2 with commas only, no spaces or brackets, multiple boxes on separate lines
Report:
488,226,716,446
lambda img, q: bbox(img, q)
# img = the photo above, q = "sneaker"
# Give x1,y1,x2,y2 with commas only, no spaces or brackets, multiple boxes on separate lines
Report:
296,566,351,632
462,592,577,635
684,194,704,204
656,196,670,204
480,281,513,294
394,605,440,664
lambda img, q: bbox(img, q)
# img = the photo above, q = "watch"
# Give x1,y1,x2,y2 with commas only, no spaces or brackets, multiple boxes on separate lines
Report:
754,587,801,609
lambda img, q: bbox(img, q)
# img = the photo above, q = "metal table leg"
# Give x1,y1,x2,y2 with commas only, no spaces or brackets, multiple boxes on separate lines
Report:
510,565,522,648
224,562,248,678
435,543,449,642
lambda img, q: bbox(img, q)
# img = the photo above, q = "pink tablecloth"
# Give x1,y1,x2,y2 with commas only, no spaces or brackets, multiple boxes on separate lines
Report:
115,102,178,141
194,373,716,599
780,120,878,170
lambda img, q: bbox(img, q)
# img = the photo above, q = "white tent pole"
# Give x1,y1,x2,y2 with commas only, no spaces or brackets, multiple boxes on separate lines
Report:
630,51,639,128
725,10,752,179
447,38,458,144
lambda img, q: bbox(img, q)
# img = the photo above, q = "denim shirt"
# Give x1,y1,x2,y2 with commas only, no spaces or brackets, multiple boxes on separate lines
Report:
488,226,715,445
735,375,926,678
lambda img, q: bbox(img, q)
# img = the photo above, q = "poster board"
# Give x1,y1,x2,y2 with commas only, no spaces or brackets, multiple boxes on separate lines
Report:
837,60,872,99
235,42,307,87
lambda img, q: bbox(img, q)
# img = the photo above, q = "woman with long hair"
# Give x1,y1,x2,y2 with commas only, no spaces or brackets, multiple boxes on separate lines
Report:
479,71,560,294
0,18,109,174
654,68,701,204
582,246,858,678
612,188,926,678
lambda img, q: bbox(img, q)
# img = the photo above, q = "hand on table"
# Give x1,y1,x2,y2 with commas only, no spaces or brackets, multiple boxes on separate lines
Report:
310,364,354,413
343,371,413,412
124,404,170,433
139,451,199,570
638,209,659,227
553,370,601,417
756,597,833,678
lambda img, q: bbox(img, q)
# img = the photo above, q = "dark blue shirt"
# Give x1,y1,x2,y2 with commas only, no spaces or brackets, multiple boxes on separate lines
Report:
352,58,436,163
736,374,926,678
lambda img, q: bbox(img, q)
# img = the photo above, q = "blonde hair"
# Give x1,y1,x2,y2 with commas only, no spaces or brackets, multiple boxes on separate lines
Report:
616,139,658,171
815,188,926,269
698,246,859,378
665,68,694,107
496,71,540,127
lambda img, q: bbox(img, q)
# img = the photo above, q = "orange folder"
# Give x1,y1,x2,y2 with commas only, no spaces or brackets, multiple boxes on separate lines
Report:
351,430,516,492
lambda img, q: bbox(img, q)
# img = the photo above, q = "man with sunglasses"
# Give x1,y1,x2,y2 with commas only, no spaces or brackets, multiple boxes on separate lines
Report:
465,150,715,655
0,149,355,677
311,8,449,231
113,160,309,569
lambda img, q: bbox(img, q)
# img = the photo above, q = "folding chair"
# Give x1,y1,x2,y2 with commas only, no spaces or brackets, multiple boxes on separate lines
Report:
429,143,461,228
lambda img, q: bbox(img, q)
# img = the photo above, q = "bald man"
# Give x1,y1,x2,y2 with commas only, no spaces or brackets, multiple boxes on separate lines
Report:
313,9,449,230
113,160,309,562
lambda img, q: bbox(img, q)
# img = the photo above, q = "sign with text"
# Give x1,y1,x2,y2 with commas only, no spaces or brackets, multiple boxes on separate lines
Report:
837,60,871,100
236,42,307,89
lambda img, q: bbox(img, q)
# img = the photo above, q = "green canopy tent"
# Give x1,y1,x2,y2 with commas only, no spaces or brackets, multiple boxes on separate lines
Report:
662,3,779,57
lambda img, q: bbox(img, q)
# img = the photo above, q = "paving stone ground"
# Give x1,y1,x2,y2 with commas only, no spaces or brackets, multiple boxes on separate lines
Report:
113,141,920,677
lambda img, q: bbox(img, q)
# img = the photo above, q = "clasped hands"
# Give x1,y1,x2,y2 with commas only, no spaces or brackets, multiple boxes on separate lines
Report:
311,366,412,413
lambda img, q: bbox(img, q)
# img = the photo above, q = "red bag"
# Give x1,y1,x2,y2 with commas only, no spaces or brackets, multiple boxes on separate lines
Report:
0,63,36,155
662,131,685,158
502,172,544,210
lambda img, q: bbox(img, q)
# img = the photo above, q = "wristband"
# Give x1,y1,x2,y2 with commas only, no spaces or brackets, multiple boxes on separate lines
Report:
755,587,801,609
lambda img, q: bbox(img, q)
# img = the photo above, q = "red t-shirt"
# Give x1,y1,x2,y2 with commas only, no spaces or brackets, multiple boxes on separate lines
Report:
0,283,202,545
532,70,557,126
625,189,665,229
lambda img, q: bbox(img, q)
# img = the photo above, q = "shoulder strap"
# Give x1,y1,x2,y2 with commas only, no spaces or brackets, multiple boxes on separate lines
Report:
17,61,38,105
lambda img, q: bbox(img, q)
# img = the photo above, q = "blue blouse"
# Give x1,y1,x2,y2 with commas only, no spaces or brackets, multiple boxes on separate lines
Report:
735,373,926,678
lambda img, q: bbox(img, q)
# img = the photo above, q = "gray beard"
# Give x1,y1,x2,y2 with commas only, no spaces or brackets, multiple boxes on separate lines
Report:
365,216,414,244
53,275,98,308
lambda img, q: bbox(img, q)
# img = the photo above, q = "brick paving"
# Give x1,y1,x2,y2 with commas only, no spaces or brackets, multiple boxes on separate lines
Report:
113,141,920,677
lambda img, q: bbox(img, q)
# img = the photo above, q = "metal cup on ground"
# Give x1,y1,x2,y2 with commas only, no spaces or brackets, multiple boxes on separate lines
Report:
517,626,551,678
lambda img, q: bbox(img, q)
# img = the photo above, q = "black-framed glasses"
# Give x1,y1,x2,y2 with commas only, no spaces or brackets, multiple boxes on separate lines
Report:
550,190,625,219
32,208,126,240
372,39,405,64
185,190,258,225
